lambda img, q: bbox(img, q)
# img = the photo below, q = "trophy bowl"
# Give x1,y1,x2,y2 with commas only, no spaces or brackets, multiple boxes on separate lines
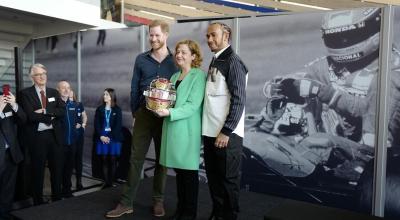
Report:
145,96,171,111
144,78,176,111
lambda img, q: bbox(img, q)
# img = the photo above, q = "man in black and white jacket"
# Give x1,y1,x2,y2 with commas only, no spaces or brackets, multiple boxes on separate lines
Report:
203,22,248,220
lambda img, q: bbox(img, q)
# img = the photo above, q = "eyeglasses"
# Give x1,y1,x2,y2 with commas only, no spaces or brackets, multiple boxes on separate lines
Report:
32,72,47,77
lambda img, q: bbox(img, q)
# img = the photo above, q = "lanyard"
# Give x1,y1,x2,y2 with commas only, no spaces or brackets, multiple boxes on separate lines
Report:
105,109,111,130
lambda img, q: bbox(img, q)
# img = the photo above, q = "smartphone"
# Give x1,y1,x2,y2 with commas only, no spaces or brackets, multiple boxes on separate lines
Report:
2,84,10,96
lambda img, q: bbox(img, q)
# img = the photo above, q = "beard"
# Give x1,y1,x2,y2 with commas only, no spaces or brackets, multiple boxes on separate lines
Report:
151,40,165,51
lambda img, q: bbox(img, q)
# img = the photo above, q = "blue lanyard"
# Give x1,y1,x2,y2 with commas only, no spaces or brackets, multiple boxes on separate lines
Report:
105,109,111,129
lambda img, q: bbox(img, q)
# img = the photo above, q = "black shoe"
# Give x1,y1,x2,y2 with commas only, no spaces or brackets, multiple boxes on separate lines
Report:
63,193,74,199
208,215,223,220
170,211,181,220
34,197,50,206
76,178,83,190
76,183,83,191
180,214,196,220
101,183,112,189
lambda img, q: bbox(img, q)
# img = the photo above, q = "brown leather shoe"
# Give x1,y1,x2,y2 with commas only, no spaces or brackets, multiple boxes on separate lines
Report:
153,201,165,217
105,203,133,218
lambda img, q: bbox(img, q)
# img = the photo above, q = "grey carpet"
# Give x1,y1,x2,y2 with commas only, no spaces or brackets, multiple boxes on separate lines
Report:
11,177,283,220
12,176,383,220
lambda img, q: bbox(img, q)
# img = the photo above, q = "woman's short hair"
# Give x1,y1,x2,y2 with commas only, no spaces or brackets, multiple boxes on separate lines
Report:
175,39,203,68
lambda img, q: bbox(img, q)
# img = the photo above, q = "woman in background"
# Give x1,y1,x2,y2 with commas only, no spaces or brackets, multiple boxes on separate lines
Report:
156,39,206,220
94,88,123,188
70,90,88,190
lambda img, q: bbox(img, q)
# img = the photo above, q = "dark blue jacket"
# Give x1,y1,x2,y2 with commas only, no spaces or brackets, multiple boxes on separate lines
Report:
94,105,123,142
76,102,85,136
64,100,78,145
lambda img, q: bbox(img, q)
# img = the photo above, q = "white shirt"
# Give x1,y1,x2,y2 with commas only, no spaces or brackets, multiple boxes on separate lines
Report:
35,85,53,131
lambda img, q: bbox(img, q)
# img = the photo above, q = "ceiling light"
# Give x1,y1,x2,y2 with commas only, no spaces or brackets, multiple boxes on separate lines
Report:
222,0,255,7
139,10,175,20
280,1,331,10
180,5,196,10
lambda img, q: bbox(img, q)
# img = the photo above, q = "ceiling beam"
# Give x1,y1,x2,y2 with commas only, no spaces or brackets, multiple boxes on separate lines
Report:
154,0,257,16
238,0,322,12
125,0,222,18
125,3,184,20
124,8,175,23
361,0,400,6
281,0,383,9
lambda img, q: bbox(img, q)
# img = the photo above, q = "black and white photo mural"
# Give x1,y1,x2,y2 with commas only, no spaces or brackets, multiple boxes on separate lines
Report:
240,7,389,213
355,6,400,219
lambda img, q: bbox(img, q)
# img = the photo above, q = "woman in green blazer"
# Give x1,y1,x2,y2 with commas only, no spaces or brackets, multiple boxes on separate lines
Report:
155,39,206,220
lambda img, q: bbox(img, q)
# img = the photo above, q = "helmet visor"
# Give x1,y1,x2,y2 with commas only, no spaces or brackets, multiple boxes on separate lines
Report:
322,18,380,49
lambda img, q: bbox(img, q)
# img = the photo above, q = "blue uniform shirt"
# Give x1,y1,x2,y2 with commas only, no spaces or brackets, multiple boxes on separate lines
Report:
64,100,78,145
76,102,85,136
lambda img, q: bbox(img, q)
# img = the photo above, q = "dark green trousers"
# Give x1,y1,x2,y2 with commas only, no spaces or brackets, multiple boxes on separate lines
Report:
121,107,167,206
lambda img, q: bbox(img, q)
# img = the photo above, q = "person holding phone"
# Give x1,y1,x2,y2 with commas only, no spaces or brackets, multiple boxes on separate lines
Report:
0,88,26,219
2,84,10,96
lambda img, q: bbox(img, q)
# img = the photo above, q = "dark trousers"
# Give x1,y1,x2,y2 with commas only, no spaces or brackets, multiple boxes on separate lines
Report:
101,155,118,187
203,134,243,220
74,130,84,183
30,130,63,205
0,149,18,219
121,107,167,205
62,143,76,196
174,168,198,219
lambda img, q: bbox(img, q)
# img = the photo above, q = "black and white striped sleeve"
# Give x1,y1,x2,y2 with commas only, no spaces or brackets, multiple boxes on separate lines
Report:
221,55,248,136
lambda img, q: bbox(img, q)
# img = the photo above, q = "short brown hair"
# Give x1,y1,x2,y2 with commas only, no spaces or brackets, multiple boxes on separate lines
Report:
175,39,203,68
149,20,169,33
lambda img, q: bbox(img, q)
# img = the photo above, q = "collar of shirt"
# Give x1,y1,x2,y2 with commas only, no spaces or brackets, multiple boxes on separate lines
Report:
214,45,230,59
34,85,46,96
145,47,174,62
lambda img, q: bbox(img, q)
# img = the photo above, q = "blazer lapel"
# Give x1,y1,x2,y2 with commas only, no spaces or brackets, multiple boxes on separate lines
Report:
29,86,42,109
174,70,195,107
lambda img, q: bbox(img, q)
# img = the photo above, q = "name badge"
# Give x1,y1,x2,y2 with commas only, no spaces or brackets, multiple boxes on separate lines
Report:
104,128,111,132
69,108,75,110
48,97,55,102
5,111,13,117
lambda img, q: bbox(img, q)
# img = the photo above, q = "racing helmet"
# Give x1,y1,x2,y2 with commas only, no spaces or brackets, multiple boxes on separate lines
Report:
321,8,381,73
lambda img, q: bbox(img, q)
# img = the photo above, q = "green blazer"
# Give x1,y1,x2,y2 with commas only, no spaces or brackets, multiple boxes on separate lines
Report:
160,68,206,170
